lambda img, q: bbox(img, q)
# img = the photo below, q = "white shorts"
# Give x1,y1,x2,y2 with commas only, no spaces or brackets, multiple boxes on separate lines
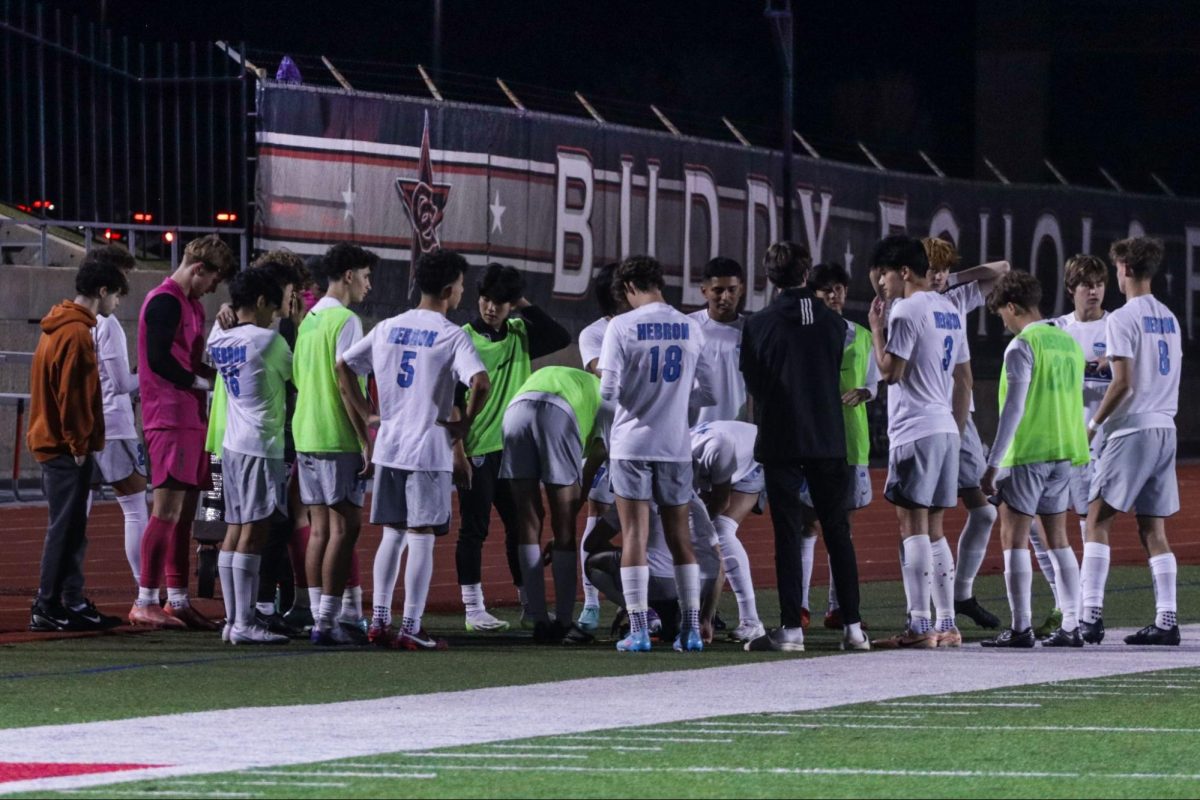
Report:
610,459,693,508
885,432,960,510
93,439,146,485
222,449,288,525
958,416,988,490
498,399,583,486
297,452,366,508
588,462,616,506
1090,428,1179,517
995,460,1073,517
370,467,452,533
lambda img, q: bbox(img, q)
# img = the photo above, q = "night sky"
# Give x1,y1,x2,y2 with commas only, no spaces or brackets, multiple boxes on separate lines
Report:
37,0,1200,195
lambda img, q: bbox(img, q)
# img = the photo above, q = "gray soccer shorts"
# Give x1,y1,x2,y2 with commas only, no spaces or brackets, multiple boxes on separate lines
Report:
610,459,693,508
1090,428,1179,517
297,451,366,508
499,399,583,486
799,464,872,511
370,467,452,533
93,439,146,485
995,460,1073,517
1068,460,1095,517
958,416,988,490
885,432,960,509
588,461,616,506
221,449,288,525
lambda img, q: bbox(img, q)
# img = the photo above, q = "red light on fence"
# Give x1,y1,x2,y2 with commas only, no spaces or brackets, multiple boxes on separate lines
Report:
163,231,175,243
31,200,55,211
103,229,124,242
133,212,153,223
215,212,238,223
16,204,31,213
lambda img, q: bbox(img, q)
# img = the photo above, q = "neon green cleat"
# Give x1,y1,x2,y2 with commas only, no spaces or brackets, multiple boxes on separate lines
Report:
1034,608,1063,639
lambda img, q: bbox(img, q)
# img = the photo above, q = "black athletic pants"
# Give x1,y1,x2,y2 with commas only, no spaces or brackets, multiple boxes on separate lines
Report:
257,515,294,609
763,459,861,627
455,450,522,588
37,454,94,605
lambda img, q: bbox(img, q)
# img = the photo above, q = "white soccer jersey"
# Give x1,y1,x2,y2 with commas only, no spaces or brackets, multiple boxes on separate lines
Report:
93,312,138,440
207,324,293,459
885,290,970,448
687,309,747,424
578,316,609,371
690,420,759,488
1055,311,1110,428
1103,295,1180,439
598,302,715,462
342,309,487,472
945,281,985,317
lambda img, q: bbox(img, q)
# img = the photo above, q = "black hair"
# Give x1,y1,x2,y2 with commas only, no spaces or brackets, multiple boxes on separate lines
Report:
304,255,329,292
477,262,524,304
871,235,929,277
322,242,378,282
87,243,136,272
593,262,620,317
228,267,284,311
612,255,664,302
987,270,1042,314
763,241,811,288
75,258,130,297
414,249,469,296
808,262,851,292
702,256,745,282
1109,236,1165,280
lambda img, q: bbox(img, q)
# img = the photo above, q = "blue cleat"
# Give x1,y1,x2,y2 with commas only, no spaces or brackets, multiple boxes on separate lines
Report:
577,605,601,633
673,627,704,652
616,630,652,652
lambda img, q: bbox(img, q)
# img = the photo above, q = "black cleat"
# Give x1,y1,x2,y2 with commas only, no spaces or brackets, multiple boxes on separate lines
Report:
1040,627,1084,648
29,598,72,632
65,599,123,631
712,612,728,632
955,596,1001,629
1124,624,1181,646
533,619,566,643
981,627,1036,648
1079,617,1105,645
256,610,304,638
610,608,630,639
560,622,596,646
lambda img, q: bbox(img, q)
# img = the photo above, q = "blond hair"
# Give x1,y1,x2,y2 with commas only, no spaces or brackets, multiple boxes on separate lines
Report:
922,237,961,272
183,234,236,279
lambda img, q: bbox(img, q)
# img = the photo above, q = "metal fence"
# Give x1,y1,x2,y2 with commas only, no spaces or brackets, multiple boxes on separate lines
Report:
0,0,254,237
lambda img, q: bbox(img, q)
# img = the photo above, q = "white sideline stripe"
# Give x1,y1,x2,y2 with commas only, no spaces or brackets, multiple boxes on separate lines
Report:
246,770,436,780
62,791,257,798
484,744,664,752
391,752,588,760
2,626,1198,795
880,701,1041,708
637,727,791,736
166,780,350,788
554,734,735,744
694,720,1200,734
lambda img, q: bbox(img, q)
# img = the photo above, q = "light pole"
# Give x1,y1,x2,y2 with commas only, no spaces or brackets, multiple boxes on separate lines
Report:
766,0,794,241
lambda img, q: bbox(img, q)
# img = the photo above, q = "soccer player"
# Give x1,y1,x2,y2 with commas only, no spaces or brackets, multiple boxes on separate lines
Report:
923,237,1010,630
130,234,235,630
800,262,880,630
598,255,715,652
28,258,128,632
1079,237,1182,646
500,366,605,642
868,235,971,649
87,244,147,594
340,249,489,651
292,243,374,645
208,269,293,645
741,242,867,653
979,271,1088,648
688,257,749,424
454,263,570,632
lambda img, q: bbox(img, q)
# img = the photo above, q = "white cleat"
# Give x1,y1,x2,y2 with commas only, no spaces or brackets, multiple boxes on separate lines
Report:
729,620,767,643
221,623,232,644
465,610,511,632
841,629,871,651
230,623,289,645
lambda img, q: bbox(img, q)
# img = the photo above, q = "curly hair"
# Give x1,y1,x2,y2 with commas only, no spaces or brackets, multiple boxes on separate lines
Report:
612,255,665,302
1109,237,1164,280
987,270,1042,314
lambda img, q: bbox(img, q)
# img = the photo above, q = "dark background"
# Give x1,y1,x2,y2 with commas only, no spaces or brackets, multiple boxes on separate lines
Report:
41,0,1200,197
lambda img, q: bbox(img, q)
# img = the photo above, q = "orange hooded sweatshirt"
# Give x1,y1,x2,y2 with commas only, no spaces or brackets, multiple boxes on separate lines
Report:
26,300,105,462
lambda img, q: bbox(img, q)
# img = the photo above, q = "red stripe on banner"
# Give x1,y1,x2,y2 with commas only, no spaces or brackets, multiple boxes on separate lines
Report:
258,145,558,185
257,226,557,262
0,762,164,782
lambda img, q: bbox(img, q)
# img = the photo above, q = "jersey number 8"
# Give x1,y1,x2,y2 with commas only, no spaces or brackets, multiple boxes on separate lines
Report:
396,350,417,388
648,345,683,383
1158,340,1170,376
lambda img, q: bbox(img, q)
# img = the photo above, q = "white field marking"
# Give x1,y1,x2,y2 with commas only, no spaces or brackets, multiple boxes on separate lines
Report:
483,744,664,752
879,701,1041,708
61,791,258,799
3,624,1198,796
163,780,350,788
636,727,791,736
553,734,735,744
690,720,1200,735
1073,682,1194,690
245,770,436,780
769,710,980,717
391,752,587,760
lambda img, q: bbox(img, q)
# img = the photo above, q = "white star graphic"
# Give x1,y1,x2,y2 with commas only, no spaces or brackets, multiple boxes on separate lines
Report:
844,240,855,276
342,180,356,221
489,190,506,234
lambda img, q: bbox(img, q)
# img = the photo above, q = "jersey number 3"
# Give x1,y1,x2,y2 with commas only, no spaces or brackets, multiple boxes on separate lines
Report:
396,350,417,388
941,336,954,371
648,345,682,383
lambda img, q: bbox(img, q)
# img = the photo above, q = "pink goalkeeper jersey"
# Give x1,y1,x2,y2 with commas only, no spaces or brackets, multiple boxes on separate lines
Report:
137,277,208,431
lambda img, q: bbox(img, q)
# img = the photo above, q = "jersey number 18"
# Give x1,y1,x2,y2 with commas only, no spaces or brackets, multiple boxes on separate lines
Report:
648,345,682,383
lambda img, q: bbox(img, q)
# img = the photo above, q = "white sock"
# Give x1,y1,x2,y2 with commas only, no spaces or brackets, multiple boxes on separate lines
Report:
518,544,548,623
930,536,957,631
317,594,341,631
1003,548,1033,632
953,504,996,601
551,549,577,624
462,582,485,615
232,553,261,630
307,586,322,612
166,587,189,609
340,585,362,622
827,563,840,612
116,493,148,584
137,586,158,607
1078,519,1088,548
714,515,759,624
217,550,236,626
1149,553,1178,629
1080,541,1110,622
1029,520,1060,608
799,533,816,611
402,532,435,633
86,489,94,518
580,516,601,609
620,565,650,635
256,601,275,616
372,527,406,624
674,562,701,632
901,535,933,631
1048,547,1081,632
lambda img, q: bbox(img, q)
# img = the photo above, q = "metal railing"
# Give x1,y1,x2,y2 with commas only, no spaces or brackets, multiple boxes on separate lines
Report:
0,217,253,268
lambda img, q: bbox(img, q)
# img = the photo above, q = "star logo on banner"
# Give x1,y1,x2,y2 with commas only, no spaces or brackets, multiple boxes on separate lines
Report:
844,240,855,276
342,179,356,221
489,190,506,234
396,111,451,299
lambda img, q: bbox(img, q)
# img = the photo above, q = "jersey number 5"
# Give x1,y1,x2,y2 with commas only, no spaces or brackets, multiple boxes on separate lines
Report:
941,336,954,372
396,350,417,388
649,345,682,383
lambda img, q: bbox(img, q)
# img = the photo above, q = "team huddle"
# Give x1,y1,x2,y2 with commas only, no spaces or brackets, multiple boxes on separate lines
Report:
25,229,1183,653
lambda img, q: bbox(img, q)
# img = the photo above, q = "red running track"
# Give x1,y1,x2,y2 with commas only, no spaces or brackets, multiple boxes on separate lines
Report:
3,466,1199,639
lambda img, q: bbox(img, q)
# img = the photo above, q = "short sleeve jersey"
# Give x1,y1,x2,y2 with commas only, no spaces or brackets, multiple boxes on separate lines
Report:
341,309,486,472
207,324,293,459
1055,311,1111,427
578,317,609,370
93,312,136,440
687,309,747,424
598,302,706,462
885,291,970,447
1103,296,1180,439
690,420,759,488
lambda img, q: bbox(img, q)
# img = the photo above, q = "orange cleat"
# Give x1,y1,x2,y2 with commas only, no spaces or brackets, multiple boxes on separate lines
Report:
936,627,963,648
163,603,220,631
128,603,186,630
800,607,811,630
871,627,938,650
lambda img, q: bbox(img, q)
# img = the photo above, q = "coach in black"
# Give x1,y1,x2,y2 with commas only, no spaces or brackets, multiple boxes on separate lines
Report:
739,241,867,651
